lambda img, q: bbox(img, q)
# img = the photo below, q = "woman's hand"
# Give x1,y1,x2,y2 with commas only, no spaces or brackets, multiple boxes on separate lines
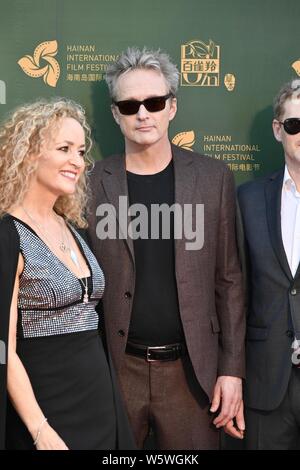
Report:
34,422,69,450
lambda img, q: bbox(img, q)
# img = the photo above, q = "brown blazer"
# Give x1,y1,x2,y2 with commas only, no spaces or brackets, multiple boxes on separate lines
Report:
87,144,245,401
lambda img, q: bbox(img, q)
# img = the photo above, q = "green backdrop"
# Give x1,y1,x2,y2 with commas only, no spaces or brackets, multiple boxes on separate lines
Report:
1,0,300,184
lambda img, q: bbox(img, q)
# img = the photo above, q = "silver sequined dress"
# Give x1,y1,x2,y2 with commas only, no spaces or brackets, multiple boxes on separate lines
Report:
6,217,117,450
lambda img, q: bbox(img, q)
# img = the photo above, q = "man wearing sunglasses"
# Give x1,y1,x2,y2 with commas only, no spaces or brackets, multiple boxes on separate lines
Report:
238,79,300,449
87,47,245,449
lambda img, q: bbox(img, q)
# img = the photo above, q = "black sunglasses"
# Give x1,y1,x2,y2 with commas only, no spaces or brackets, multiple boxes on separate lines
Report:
113,93,173,115
278,118,300,135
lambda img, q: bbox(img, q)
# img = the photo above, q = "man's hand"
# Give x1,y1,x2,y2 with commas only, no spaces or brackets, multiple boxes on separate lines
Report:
210,376,245,439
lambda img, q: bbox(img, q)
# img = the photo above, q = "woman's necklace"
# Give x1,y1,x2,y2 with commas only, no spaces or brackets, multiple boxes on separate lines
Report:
60,221,90,304
21,205,90,303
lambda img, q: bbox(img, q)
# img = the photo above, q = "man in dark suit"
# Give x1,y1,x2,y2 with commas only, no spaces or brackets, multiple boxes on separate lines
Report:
87,47,245,449
238,78,300,449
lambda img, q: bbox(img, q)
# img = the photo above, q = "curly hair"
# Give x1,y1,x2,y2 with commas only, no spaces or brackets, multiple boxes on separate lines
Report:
0,97,94,227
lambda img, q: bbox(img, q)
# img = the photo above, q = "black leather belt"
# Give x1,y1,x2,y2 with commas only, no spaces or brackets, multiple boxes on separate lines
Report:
126,341,186,362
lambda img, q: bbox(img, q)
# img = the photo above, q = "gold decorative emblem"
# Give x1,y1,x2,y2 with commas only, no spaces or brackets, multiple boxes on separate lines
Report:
292,60,300,76
172,131,195,151
18,40,60,87
181,39,220,86
224,73,236,91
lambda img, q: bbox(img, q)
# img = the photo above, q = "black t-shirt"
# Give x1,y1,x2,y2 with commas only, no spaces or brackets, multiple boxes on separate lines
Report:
126,159,184,346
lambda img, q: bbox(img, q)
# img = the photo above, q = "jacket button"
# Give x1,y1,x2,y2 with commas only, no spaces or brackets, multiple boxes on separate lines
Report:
124,291,132,299
291,288,297,295
118,330,125,337
286,330,294,338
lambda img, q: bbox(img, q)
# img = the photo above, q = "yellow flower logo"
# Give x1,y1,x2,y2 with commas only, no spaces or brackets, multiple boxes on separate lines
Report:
18,40,60,87
172,131,195,151
292,60,300,76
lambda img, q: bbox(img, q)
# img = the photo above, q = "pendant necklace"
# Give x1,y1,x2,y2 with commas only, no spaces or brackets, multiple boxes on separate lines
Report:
60,219,89,304
21,205,90,303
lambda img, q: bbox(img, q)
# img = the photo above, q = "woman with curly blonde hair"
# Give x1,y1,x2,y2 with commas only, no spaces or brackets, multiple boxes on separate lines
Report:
0,98,135,450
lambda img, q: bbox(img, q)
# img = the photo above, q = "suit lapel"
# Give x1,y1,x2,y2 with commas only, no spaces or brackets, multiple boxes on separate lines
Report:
293,260,300,286
265,168,292,281
101,154,135,263
172,144,198,208
172,144,200,264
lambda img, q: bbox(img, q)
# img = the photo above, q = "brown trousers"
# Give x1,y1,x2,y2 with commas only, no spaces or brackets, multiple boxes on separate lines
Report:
118,353,220,450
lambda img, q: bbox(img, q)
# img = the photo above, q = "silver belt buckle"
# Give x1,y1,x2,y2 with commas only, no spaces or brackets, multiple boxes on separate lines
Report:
146,345,167,362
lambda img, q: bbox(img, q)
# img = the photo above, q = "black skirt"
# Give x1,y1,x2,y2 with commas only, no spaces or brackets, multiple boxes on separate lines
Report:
6,330,117,450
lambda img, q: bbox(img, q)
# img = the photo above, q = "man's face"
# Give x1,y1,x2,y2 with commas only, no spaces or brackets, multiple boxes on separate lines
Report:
273,97,300,168
111,68,177,150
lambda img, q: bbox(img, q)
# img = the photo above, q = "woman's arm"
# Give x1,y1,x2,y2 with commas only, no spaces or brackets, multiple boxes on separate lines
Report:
7,253,69,450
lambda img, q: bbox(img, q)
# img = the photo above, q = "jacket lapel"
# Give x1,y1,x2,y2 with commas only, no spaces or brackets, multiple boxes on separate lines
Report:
101,154,135,263
265,168,292,281
172,144,199,261
172,144,198,208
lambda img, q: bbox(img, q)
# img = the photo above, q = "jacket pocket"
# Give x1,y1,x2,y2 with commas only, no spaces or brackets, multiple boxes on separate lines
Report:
247,325,268,341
